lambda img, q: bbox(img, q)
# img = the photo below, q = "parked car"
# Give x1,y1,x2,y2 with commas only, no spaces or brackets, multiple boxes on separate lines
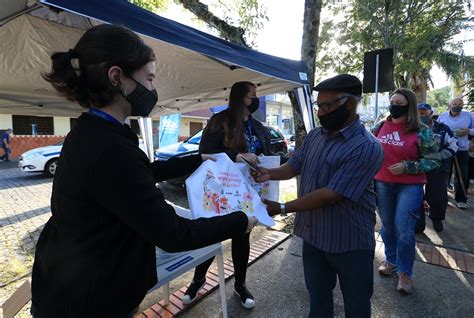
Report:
155,127,288,161
19,141,64,177
155,126,288,185
19,139,147,177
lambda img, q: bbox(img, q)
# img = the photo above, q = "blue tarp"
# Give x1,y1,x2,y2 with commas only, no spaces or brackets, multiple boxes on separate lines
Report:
39,0,308,86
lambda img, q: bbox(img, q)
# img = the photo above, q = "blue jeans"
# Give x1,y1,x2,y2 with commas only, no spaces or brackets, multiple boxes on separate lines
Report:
375,181,423,277
302,241,374,318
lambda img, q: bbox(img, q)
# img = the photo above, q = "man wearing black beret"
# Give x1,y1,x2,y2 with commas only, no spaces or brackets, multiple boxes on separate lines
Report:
253,74,383,317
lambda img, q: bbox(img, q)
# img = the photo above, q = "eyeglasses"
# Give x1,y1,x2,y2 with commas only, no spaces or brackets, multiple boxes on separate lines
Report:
314,95,350,112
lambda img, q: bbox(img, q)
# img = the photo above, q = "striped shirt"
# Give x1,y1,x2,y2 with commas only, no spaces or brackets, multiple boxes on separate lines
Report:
288,118,383,253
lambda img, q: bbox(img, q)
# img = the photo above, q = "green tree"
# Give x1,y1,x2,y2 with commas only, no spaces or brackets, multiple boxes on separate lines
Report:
427,86,450,113
317,0,469,102
131,0,267,47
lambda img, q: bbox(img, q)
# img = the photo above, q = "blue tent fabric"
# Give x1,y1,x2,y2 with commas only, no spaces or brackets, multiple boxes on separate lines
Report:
39,0,309,85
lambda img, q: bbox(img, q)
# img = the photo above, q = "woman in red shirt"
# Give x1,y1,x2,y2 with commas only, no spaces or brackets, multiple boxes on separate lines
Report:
373,88,439,294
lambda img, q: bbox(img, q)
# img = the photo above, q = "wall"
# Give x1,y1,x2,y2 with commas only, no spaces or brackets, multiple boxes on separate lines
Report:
179,117,207,139
8,135,65,159
0,114,13,129
53,117,71,135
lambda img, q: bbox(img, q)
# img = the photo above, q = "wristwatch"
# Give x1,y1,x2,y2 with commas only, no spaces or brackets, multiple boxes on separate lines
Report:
280,203,287,217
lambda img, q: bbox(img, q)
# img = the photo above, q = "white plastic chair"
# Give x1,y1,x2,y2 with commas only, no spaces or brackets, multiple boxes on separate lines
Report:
150,203,228,317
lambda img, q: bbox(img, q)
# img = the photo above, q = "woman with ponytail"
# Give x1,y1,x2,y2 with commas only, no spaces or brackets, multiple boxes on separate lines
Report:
31,25,257,318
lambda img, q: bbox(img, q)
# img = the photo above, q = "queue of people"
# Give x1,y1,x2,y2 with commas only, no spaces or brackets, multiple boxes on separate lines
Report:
30,23,472,318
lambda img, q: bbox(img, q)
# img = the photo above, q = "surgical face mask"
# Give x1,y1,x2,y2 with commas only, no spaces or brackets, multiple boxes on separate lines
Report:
247,97,259,114
122,78,158,117
389,104,408,119
451,106,463,113
420,114,431,125
318,101,350,131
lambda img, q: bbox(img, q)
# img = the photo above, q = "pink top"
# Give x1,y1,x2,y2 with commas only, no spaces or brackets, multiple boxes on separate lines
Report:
374,120,426,184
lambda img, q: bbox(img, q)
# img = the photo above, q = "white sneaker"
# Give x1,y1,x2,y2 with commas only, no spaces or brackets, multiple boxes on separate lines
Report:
457,202,468,209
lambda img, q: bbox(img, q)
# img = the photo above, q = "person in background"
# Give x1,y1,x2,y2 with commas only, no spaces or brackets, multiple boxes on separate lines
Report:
31,24,257,318
1,128,13,162
415,103,457,233
182,81,273,309
253,74,383,318
373,89,440,294
438,98,474,209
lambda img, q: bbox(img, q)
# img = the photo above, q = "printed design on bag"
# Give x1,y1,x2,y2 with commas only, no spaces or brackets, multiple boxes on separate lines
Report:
236,184,255,214
202,169,250,215
244,171,270,198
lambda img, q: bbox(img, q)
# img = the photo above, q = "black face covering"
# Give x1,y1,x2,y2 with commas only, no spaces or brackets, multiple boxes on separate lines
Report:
123,79,158,117
318,101,350,131
389,104,409,119
247,97,260,114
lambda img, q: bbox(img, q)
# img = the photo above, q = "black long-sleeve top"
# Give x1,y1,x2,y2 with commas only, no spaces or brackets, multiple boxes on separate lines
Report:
31,113,247,317
199,111,272,160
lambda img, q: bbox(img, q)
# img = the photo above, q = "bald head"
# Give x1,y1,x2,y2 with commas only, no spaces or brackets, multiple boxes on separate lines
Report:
449,98,464,108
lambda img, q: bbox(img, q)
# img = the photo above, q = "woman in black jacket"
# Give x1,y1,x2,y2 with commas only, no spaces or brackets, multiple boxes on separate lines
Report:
30,25,256,318
182,81,272,309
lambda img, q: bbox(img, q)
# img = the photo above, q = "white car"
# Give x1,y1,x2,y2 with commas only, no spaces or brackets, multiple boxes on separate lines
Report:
19,141,63,177
19,139,147,177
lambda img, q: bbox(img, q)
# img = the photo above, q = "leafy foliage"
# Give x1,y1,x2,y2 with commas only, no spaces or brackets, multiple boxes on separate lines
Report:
129,0,170,12
317,0,469,101
427,86,450,113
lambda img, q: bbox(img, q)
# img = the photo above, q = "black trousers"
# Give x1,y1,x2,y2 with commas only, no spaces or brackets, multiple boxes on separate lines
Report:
416,170,450,232
453,151,470,203
193,232,250,286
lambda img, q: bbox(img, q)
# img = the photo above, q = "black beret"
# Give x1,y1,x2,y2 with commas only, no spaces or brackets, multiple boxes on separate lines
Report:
313,74,362,96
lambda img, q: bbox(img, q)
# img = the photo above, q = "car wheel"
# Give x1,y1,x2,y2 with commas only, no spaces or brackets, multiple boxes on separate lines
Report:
44,158,58,177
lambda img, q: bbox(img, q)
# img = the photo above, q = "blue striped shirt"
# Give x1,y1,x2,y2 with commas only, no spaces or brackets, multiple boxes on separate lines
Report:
288,118,383,253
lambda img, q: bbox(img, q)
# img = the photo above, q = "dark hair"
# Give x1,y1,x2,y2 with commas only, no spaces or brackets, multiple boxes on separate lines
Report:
207,81,256,153
389,88,421,133
43,24,154,108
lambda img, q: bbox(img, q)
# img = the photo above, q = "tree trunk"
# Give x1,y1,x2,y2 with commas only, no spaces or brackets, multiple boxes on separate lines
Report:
410,69,429,103
290,0,322,149
176,0,248,47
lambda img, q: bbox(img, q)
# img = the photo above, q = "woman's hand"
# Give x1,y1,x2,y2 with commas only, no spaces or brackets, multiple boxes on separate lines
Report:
236,153,259,165
245,216,258,233
388,162,406,175
201,154,217,161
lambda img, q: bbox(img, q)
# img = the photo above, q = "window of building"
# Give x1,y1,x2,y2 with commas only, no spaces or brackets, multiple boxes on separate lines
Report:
70,118,79,130
12,115,54,135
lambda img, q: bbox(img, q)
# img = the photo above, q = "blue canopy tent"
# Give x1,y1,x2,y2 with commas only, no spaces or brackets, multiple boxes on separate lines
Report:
0,0,314,158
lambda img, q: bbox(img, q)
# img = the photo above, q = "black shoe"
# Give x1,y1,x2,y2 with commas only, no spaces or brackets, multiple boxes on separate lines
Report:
182,278,206,305
234,284,255,309
432,219,444,232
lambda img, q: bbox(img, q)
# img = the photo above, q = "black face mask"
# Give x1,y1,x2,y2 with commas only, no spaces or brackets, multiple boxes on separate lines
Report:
389,104,409,119
123,79,158,117
318,101,350,131
247,97,259,114
451,106,463,113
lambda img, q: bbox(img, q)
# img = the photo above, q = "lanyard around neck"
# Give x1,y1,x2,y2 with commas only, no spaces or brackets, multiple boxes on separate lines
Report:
88,108,122,126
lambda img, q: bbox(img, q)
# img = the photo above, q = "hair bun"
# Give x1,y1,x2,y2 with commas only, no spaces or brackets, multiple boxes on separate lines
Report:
67,48,79,59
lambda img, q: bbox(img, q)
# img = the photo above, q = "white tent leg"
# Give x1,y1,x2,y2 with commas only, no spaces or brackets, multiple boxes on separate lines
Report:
294,85,315,133
138,116,155,162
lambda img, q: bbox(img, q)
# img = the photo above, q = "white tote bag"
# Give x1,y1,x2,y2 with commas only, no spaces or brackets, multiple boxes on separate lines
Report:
185,153,275,227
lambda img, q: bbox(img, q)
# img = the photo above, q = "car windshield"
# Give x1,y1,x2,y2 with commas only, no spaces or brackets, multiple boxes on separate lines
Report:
186,130,203,145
